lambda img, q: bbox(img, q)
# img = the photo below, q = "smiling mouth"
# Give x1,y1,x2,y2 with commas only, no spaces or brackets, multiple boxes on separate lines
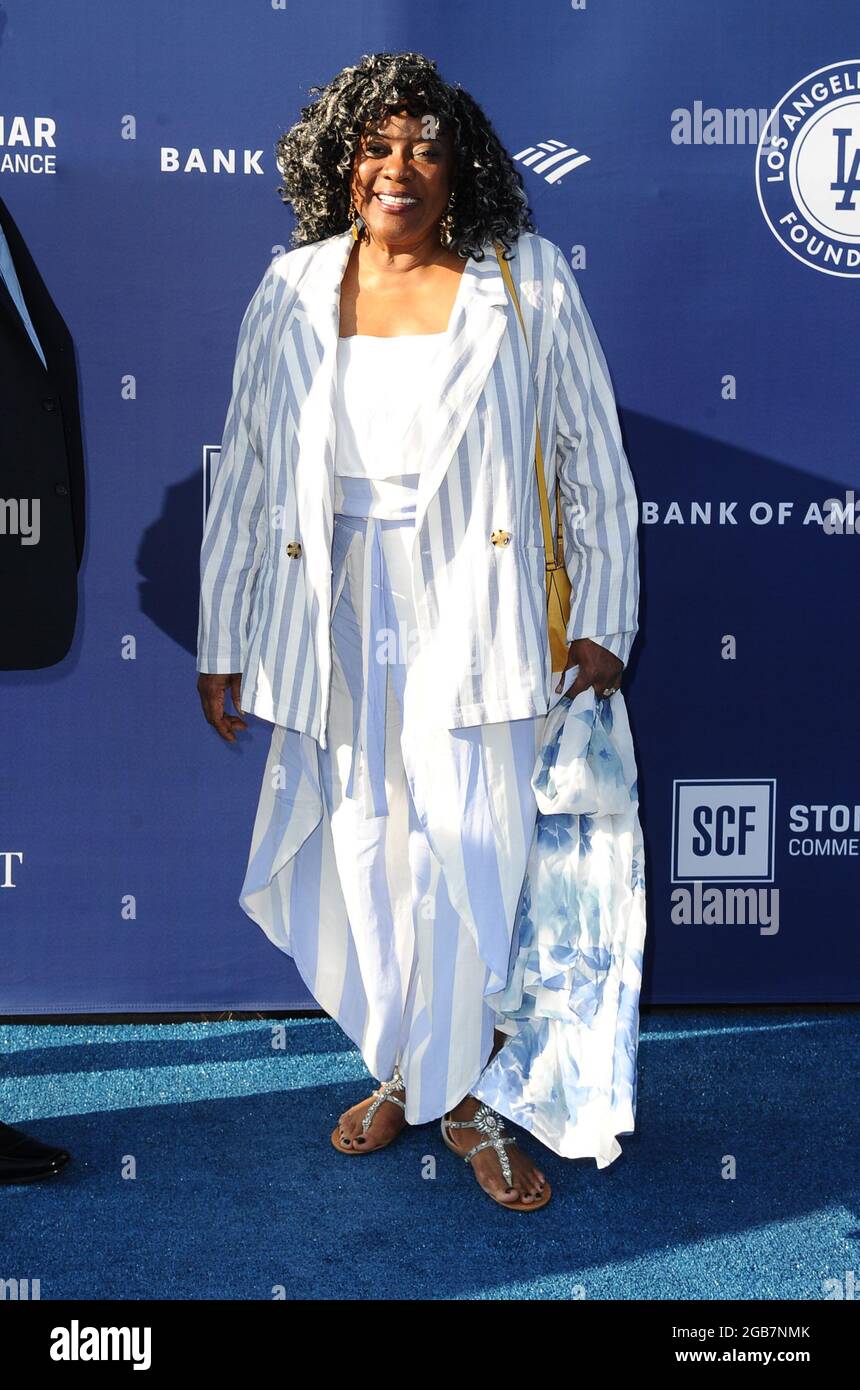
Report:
375,192,419,209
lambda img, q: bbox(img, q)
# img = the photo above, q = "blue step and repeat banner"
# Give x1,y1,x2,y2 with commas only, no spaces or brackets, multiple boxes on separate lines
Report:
1,1,858,1012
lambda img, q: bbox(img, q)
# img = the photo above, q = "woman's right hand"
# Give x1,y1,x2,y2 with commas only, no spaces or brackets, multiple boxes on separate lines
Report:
197,673,248,744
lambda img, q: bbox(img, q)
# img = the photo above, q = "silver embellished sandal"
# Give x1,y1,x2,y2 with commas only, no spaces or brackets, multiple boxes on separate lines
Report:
331,1067,407,1155
441,1102,552,1211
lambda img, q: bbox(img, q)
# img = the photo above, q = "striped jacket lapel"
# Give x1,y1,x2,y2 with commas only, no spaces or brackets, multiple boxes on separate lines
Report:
288,229,511,581
407,249,510,545
286,232,351,691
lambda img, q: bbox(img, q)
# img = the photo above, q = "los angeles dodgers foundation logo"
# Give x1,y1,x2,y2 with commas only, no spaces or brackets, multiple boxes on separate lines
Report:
756,60,860,277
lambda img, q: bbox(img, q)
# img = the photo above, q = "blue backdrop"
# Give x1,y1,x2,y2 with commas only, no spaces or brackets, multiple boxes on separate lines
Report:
2,0,858,1011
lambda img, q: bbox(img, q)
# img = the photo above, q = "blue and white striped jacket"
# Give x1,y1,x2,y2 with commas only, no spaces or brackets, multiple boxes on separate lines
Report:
197,227,639,746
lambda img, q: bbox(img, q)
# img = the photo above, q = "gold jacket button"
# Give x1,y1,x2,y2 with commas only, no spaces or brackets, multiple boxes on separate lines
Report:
286,540,302,558
490,528,511,547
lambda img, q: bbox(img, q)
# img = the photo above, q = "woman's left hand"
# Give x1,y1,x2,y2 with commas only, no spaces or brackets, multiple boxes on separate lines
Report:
555,637,624,701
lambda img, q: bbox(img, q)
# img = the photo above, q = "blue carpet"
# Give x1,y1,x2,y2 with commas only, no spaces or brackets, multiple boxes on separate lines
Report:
1,1007,857,1300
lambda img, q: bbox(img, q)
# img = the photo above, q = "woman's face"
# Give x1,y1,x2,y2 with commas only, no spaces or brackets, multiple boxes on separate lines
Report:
350,109,454,249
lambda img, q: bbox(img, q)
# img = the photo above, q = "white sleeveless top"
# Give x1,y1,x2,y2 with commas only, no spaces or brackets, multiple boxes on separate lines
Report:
334,332,447,480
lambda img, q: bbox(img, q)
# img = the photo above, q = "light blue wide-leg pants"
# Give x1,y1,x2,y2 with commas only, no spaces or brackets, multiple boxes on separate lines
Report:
240,472,546,1125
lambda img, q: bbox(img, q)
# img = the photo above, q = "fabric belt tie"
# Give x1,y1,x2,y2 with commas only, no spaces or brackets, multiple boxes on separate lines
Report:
344,515,390,818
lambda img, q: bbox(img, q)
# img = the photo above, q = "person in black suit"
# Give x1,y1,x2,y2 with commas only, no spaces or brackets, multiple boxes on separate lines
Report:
0,190,85,668
0,191,79,1181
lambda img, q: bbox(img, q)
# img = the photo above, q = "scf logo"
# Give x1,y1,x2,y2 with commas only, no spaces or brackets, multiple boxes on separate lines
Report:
672,780,776,882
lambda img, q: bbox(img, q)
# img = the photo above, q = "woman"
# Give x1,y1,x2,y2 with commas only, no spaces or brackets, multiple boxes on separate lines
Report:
197,52,642,1211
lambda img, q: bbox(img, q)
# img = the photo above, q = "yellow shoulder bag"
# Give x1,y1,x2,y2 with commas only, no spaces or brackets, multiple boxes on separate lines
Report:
493,241,572,674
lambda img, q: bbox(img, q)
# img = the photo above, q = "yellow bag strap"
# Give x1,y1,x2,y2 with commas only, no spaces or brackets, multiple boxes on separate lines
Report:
493,240,564,572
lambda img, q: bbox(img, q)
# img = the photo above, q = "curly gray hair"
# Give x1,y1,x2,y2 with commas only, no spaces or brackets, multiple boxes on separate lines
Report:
275,50,536,260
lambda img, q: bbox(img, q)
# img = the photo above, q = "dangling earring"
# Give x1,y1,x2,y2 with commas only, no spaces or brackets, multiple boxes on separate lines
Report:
348,198,364,242
439,191,455,247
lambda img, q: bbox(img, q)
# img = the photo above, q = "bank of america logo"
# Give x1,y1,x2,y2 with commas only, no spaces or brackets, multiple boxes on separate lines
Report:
513,138,591,184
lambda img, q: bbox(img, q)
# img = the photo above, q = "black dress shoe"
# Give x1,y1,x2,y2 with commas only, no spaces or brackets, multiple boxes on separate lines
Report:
0,1122,71,1184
